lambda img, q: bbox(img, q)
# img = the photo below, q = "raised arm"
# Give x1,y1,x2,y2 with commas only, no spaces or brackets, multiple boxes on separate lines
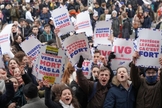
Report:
76,56,94,95
54,28,62,48
44,81,60,108
22,71,32,85
0,80,14,106
130,52,141,89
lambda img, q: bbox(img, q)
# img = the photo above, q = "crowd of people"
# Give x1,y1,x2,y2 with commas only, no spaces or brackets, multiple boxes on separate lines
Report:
0,0,162,108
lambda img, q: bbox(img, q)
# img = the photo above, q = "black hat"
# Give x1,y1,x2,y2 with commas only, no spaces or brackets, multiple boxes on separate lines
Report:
23,83,38,99
144,67,158,72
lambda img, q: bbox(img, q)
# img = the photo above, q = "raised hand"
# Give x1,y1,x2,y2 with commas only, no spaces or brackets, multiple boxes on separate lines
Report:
77,55,84,68
132,51,139,64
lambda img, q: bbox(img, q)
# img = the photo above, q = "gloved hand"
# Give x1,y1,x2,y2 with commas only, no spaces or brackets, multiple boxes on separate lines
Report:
77,56,84,68
108,52,116,62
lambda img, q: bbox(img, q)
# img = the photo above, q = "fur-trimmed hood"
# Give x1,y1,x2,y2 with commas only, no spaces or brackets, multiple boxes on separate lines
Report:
112,76,132,87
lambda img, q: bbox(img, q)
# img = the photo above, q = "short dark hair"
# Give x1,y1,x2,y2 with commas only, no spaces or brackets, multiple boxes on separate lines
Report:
93,49,100,54
32,26,38,30
23,83,38,99
44,24,50,28
91,65,100,70
14,51,26,63
99,66,110,75
14,34,23,41
19,18,25,23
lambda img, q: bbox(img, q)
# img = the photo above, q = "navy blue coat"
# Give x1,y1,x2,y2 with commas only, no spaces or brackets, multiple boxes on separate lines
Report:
40,12,51,26
103,84,136,108
142,16,151,28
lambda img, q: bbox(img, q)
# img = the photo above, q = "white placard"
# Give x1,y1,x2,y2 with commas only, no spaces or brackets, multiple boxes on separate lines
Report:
75,11,93,34
105,14,111,21
33,45,65,84
0,24,13,54
94,21,112,45
111,38,134,70
97,44,112,60
20,36,41,61
51,7,75,36
62,33,92,66
136,28,162,68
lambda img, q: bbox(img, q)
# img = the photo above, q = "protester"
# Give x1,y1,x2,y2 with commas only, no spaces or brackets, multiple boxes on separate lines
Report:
7,67,32,108
0,73,14,108
89,65,100,81
142,9,152,28
76,56,113,108
121,12,131,38
103,66,136,108
7,58,20,77
130,51,162,108
12,34,24,52
21,82,47,108
99,9,109,21
111,10,120,38
39,24,55,43
44,80,80,108
132,6,144,39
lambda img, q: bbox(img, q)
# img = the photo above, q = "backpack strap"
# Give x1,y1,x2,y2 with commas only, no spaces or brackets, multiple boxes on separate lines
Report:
88,82,98,102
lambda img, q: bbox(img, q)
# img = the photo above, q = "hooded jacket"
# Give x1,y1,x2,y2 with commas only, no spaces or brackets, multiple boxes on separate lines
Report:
130,64,162,108
103,76,136,108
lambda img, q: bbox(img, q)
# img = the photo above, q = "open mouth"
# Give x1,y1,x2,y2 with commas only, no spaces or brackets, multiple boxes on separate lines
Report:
12,67,15,70
102,80,106,82
121,76,124,78
66,98,70,101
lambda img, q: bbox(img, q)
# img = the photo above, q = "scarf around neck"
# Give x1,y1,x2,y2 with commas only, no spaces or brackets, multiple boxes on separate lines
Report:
43,31,53,41
59,100,74,108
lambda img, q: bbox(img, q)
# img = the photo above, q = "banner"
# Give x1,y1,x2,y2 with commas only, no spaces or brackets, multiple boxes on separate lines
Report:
97,44,112,60
33,45,65,84
111,38,134,70
94,21,112,45
75,11,93,34
62,33,92,66
20,36,41,61
51,7,74,36
136,28,162,68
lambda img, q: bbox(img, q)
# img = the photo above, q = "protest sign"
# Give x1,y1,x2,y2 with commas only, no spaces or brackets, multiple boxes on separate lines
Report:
0,24,13,54
94,21,112,45
74,60,92,78
97,44,112,60
136,28,162,68
75,11,93,34
33,45,65,84
111,38,134,70
105,14,111,21
20,36,41,61
62,33,92,66
51,7,74,36
82,60,92,78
